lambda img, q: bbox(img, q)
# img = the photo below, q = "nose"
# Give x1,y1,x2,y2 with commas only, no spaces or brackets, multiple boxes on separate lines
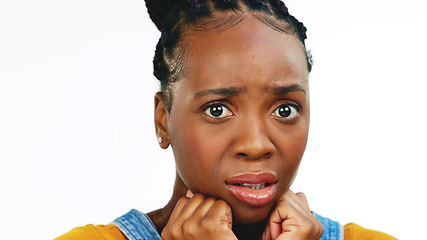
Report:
232,118,275,160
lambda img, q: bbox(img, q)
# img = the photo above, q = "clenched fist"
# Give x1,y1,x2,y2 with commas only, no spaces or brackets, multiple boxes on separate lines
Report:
263,189,323,240
161,191,237,240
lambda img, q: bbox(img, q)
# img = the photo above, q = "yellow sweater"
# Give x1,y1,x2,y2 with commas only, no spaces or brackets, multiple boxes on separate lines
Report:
56,222,397,240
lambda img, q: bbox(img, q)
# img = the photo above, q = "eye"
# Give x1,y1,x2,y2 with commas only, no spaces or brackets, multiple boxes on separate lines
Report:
272,104,299,120
204,104,233,118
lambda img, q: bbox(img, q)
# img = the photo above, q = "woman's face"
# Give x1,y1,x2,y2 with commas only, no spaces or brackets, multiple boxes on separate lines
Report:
160,17,310,224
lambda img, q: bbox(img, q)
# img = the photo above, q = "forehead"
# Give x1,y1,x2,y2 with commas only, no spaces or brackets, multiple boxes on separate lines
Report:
179,16,309,92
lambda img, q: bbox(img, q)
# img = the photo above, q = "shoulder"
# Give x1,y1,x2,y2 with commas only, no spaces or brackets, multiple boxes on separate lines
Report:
55,209,161,240
55,224,127,240
313,212,397,240
344,223,398,240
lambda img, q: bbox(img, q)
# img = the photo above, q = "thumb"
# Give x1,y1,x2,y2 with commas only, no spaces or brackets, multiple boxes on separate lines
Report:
225,202,233,229
269,205,286,240
228,211,233,229
206,199,233,230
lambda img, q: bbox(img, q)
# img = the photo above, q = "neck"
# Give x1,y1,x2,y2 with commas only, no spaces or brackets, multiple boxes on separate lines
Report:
146,173,188,234
233,221,267,240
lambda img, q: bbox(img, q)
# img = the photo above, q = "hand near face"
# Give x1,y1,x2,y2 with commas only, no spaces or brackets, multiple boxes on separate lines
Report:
161,191,237,240
263,190,323,240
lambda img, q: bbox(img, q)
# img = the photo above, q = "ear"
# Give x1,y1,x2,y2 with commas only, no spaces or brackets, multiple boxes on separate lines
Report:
154,92,170,149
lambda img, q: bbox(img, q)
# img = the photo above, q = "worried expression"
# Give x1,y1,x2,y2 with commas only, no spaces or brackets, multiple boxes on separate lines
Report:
157,17,310,224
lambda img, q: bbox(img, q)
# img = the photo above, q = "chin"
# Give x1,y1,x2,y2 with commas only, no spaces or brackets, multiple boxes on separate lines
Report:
231,203,273,224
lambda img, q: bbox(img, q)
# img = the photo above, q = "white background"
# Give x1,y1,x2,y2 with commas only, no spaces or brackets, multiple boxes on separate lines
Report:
1,0,426,239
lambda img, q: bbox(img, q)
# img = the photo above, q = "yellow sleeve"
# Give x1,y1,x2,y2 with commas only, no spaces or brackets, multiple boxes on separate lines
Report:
55,224,127,240
344,223,397,240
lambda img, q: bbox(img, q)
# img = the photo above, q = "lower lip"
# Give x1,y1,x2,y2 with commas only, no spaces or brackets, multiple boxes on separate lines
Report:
227,184,277,207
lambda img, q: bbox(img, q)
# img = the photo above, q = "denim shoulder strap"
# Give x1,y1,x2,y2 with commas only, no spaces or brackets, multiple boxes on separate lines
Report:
112,209,161,240
113,209,342,240
313,212,344,240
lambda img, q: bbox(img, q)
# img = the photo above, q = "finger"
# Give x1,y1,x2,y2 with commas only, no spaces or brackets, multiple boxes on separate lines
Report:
278,190,311,217
295,192,310,212
204,199,233,229
176,193,207,221
275,206,323,240
179,196,218,237
179,197,217,237
167,197,190,224
270,201,311,239
164,194,207,239
269,190,313,239
270,190,324,240
189,197,216,219
269,198,291,239
162,197,190,239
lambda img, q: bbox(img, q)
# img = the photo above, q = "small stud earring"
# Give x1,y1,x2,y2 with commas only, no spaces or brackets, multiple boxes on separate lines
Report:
158,136,163,144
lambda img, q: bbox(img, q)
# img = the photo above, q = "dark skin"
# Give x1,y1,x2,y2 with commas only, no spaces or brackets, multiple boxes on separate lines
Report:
148,16,323,240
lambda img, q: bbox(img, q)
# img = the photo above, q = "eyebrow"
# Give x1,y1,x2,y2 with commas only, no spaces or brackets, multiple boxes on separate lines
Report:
271,84,306,95
194,87,245,99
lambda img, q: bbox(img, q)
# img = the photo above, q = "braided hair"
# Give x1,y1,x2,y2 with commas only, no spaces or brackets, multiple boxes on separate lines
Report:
144,0,312,111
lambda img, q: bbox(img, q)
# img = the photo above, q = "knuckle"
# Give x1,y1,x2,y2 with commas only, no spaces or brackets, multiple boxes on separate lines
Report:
300,225,316,237
297,216,316,235
216,199,230,209
276,198,290,210
169,229,180,238
315,218,324,237
301,217,324,238
296,192,307,200
317,223,324,237
182,219,198,235
306,221,316,232
160,231,168,240
168,222,182,238
216,199,232,215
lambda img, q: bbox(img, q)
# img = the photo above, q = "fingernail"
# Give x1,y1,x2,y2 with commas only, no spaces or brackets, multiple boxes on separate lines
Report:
186,189,194,198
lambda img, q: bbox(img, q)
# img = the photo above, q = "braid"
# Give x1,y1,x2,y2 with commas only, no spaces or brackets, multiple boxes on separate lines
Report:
144,0,312,111
213,0,239,11
243,0,270,12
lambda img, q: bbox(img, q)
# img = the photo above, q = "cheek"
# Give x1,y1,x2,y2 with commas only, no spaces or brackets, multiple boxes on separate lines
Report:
289,128,309,159
277,122,309,179
169,115,228,188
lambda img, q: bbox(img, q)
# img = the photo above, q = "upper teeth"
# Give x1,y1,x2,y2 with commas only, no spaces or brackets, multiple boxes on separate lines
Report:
240,183,266,190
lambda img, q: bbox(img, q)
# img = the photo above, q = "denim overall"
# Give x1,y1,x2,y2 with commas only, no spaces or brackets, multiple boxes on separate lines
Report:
113,209,343,240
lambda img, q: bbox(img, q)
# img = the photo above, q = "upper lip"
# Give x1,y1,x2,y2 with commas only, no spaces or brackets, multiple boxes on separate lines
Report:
226,172,277,185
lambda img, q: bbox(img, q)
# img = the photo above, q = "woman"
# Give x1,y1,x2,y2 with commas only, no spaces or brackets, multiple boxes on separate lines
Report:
57,0,396,239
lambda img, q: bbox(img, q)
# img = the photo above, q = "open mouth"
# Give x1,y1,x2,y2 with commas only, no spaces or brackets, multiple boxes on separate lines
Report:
232,183,272,190
226,173,278,207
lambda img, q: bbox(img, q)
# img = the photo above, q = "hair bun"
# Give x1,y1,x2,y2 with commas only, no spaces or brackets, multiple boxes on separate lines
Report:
144,0,181,31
